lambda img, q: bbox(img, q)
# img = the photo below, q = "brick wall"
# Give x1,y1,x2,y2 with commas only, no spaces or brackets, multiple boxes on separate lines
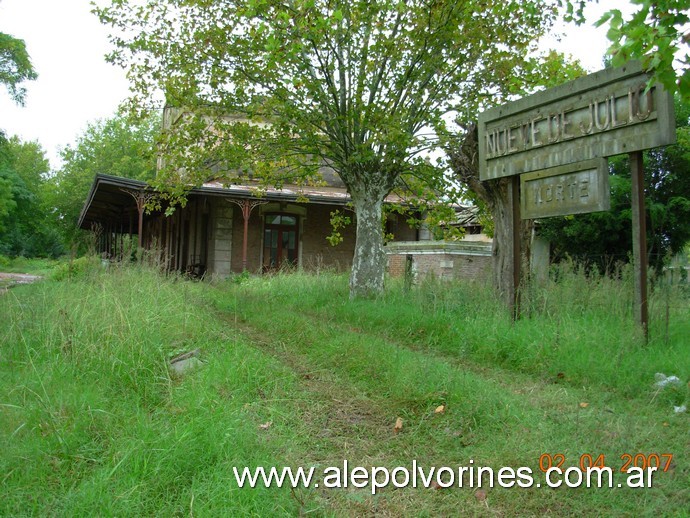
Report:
388,254,407,277
227,202,358,273
385,241,492,282
199,199,424,275
300,204,356,271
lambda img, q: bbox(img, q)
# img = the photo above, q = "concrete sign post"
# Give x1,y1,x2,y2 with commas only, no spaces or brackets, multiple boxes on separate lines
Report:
477,61,676,335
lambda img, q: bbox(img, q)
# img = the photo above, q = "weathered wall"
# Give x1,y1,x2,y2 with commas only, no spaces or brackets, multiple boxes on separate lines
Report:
300,204,356,271
386,213,418,242
228,202,357,273
208,199,233,276
386,241,492,281
141,195,423,276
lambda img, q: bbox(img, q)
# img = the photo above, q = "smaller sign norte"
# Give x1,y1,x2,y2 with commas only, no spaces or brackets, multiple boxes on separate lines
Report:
520,159,610,220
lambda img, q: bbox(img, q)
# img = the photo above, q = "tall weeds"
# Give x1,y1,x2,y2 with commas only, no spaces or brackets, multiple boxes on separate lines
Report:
0,264,303,515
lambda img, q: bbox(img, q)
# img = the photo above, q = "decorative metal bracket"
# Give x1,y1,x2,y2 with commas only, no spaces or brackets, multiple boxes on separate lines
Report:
121,188,157,247
226,198,268,271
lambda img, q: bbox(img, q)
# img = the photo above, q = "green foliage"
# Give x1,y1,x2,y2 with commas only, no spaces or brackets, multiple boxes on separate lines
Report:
426,204,466,241
229,269,252,284
51,255,102,281
596,0,690,100
0,132,16,230
96,0,574,296
0,172,15,229
0,134,63,258
0,28,43,252
0,31,37,105
48,113,160,247
0,111,158,259
326,209,352,246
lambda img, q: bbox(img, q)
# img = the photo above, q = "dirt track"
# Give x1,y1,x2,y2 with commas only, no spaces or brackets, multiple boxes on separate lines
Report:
0,272,42,292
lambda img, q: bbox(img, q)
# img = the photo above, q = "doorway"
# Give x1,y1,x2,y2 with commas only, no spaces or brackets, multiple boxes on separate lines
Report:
263,214,298,270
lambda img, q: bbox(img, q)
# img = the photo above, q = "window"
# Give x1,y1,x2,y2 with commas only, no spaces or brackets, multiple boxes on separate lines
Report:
263,213,298,270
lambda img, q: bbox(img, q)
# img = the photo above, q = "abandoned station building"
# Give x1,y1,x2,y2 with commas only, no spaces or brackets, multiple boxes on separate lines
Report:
78,169,492,280
78,109,492,279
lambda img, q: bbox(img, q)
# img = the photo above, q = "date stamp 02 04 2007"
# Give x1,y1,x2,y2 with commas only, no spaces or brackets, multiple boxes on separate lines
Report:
538,453,674,473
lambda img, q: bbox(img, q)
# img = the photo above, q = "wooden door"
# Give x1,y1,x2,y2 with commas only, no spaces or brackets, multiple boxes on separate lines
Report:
263,214,298,270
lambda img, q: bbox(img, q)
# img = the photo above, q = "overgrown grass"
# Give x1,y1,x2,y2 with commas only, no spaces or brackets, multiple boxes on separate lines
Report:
0,266,318,515
1,263,688,515
209,266,689,514
219,263,689,402
0,255,63,276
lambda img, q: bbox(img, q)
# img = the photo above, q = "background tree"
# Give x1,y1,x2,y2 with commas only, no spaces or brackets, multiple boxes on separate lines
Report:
47,113,159,247
97,0,576,298
446,55,584,305
0,135,63,258
0,134,17,231
0,30,37,106
0,4,42,256
537,96,690,272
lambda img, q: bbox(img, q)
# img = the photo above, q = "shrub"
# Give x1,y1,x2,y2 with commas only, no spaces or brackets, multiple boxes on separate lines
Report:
51,255,102,281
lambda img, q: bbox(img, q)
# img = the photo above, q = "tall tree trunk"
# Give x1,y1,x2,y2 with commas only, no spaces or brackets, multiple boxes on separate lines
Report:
447,124,533,308
349,184,388,299
487,177,514,306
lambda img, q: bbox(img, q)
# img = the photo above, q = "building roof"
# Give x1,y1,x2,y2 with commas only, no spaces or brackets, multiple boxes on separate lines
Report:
452,204,482,228
78,173,404,230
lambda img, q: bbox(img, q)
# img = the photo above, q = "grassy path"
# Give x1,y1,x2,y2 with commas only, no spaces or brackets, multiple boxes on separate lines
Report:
207,275,689,516
0,272,42,293
1,268,687,516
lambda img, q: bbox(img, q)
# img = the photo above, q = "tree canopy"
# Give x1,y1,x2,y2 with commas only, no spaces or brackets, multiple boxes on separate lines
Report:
97,0,576,297
0,113,159,259
0,134,63,258
0,20,44,256
0,31,37,106
0,134,17,230
47,114,159,246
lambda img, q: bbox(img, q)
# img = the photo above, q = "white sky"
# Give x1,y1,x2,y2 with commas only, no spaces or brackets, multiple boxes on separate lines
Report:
0,0,623,170
0,0,131,169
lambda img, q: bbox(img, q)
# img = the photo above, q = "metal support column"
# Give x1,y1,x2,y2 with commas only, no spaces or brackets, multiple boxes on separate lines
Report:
630,151,649,340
